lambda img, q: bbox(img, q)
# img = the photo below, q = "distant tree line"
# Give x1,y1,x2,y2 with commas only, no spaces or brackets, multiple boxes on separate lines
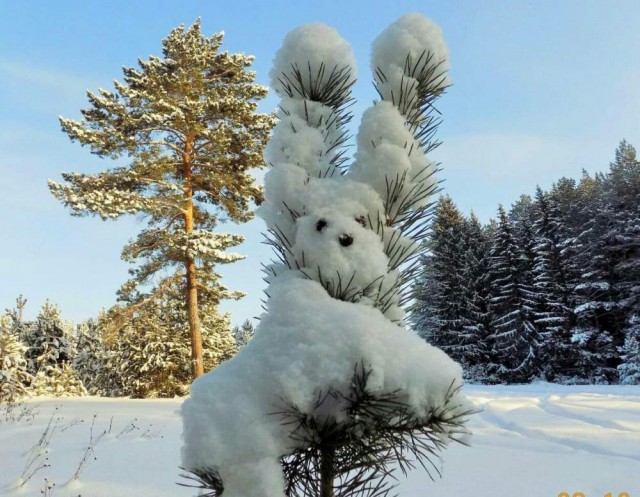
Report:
411,140,640,385
0,295,256,401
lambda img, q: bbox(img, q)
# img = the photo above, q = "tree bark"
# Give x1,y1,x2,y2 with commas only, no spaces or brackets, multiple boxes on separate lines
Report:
183,134,204,379
319,446,335,497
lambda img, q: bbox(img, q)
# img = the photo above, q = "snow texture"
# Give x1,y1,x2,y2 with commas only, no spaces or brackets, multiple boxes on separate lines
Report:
182,276,465,497
182,13,463,497
350,101,438,216
265,98,346,178
2,385,640,497
269,24,357,98
371,13,450,103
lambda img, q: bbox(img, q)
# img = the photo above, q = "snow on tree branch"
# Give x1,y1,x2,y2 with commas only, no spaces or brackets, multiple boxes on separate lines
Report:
182,13,473,497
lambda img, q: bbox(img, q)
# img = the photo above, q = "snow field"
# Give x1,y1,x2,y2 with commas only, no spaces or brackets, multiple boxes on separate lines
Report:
411,384,640,497
1,397,182,497
1,384,639,497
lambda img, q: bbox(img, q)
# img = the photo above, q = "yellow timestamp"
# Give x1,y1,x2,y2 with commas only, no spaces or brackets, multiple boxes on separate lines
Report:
558,493,630,497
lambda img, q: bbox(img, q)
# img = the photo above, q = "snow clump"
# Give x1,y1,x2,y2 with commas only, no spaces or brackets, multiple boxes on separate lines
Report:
183,275,464,497
371,12,450,104
269,23,357,96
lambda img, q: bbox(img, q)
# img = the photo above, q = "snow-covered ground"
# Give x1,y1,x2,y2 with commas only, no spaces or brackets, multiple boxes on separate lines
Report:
1,383,639,497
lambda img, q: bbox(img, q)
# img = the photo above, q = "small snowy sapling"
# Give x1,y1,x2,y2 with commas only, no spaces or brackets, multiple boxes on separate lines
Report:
181,13,474,497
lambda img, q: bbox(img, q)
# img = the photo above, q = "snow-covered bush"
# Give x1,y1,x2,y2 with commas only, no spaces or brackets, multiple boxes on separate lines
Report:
181,14,472,497
30,362,86,397
0,313,31,402
99,278,237,398
22,301,74,377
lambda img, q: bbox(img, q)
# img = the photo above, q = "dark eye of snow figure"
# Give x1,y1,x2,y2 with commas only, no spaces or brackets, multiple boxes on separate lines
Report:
316,219,328,232
339,234,354,247
355,216,367,228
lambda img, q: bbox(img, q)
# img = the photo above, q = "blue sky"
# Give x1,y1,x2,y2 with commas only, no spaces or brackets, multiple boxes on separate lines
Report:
1,0,639,325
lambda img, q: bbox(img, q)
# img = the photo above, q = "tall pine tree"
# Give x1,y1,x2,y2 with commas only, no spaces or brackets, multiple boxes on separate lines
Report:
49,20,274,379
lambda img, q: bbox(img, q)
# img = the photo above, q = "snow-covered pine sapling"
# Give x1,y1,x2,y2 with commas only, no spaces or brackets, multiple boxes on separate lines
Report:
181,14,474,497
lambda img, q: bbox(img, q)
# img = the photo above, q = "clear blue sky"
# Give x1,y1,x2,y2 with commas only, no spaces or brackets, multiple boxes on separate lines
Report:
1,0,639,325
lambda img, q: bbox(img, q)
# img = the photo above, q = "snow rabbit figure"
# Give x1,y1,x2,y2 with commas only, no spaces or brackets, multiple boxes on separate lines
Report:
181,14,472,497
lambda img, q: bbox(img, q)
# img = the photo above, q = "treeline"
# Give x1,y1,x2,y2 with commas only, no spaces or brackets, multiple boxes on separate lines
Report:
0,294,255,401
411,140,640,385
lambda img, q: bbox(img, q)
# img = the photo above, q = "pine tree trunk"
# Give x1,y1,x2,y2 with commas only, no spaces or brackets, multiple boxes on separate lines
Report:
183,135,204,379
319,446,335,497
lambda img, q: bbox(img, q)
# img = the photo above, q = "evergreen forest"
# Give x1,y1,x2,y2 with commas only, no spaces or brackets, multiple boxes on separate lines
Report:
411,140,640,385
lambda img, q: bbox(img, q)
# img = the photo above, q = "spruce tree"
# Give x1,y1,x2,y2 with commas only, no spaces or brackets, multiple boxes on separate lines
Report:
550,176,584,231
22,302,85,396
72,318,106,394
618,322,640,384
509,195,537,283
460,213,495,382
531,187,578,380
488,205,540,382
572,233,621,383
608,140,640,383
48,20,274,379
92,312,125,396
572,173,624,383
22,302,73,376
411,196,468,361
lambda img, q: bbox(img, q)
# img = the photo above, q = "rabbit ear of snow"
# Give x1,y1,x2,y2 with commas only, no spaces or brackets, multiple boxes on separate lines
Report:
349,13,446,221
371,12,450,109
269,23,357,107
259,23,359,246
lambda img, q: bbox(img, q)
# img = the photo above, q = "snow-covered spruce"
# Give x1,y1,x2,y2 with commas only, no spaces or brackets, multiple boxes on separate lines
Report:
182,14,472,497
